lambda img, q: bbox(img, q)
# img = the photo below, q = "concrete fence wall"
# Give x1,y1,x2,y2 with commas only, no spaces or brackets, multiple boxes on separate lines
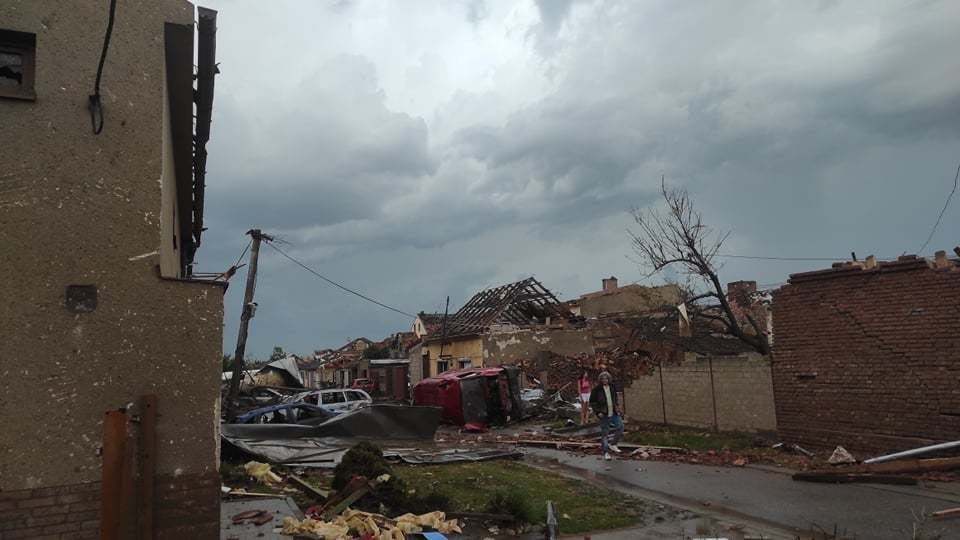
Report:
623,354,776,433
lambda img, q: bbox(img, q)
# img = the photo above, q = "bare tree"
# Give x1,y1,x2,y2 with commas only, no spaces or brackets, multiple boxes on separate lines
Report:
629,179,770,355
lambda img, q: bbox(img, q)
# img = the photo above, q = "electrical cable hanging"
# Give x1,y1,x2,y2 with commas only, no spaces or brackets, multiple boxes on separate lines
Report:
88,0,118,135
264,241,415,318
919,158,960,254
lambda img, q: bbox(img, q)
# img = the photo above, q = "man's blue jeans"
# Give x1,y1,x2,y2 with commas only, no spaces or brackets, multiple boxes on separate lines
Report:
600,414,623,453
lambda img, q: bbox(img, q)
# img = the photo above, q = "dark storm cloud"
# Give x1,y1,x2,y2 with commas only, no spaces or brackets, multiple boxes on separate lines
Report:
199,0,960,357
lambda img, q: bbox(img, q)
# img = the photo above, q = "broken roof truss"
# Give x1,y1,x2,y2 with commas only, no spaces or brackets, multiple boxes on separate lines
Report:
439,277,571,339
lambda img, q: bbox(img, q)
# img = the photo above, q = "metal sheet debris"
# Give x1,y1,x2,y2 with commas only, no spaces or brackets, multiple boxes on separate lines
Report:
386,448,523,465
222,405,444,467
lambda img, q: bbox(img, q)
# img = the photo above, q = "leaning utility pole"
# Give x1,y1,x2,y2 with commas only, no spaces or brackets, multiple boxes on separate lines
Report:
438,295,450,359
225,229,272,421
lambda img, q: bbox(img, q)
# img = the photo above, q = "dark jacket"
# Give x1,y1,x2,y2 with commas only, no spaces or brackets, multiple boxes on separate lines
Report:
589,383,620,417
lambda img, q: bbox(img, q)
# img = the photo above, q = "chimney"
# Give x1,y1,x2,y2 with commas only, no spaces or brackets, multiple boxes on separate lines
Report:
726,280,757,299
602,276,618,292
935,250,950,269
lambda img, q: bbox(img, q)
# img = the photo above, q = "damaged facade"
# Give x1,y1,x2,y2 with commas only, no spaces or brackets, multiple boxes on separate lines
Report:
0,2,223,538
421,277,573,377
411,276,777,432
772,253,960,453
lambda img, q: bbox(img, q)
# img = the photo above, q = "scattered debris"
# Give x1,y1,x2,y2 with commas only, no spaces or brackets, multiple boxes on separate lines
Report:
511,439,685,453
222,406,444,467
221,497,302,539
244,461,282,483
231,509,274,526
828,446,856,465
387,448,523,465
771,442,814,458
282,509,461,539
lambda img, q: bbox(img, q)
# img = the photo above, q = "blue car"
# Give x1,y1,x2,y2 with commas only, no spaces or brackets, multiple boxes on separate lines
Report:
234,402,337,424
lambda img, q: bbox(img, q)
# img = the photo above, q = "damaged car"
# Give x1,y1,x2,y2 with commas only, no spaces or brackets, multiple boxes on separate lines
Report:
283,388,373,413
234,402,337,425
412,366,524,429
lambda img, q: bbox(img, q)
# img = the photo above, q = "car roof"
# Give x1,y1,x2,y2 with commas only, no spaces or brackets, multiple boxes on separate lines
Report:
235,401,331,420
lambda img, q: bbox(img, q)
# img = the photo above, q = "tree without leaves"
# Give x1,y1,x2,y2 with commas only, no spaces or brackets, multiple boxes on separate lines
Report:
629,179,770,355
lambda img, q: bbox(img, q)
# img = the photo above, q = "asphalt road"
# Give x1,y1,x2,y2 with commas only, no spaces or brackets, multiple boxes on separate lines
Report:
526,448,960,540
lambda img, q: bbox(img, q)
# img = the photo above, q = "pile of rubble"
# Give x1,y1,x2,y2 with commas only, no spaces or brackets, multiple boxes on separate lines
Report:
522,351,658,396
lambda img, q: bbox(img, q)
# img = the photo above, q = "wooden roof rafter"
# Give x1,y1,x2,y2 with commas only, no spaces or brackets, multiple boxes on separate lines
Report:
438,277,572,339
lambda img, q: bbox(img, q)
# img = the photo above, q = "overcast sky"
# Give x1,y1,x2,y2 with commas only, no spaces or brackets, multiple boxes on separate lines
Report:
197,0,960,359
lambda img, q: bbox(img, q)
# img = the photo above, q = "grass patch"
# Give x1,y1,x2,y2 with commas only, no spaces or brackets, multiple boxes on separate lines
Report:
624,424,754,452
393,461,645,534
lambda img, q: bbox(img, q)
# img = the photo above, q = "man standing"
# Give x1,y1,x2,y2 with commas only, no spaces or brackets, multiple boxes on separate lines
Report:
589,371,623,460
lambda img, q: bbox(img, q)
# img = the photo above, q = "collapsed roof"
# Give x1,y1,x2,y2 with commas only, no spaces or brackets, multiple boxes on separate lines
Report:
433,277,572,340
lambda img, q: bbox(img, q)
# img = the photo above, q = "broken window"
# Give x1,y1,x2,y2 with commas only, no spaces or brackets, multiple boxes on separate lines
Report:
321,391,346,405
0,29,36,100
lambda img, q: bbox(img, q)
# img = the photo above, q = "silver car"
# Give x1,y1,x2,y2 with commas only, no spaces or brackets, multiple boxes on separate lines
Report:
287,388,372,413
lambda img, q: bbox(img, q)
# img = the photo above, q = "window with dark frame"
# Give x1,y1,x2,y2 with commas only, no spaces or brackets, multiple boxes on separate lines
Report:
458,358,471,368
436,358,450,373
0,29,36,101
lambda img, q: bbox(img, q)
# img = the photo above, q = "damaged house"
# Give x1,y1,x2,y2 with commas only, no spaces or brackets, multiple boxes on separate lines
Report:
0,2,223,538
321,337,373,387
516,279,777,433
773,253,960,453
421,277,575,376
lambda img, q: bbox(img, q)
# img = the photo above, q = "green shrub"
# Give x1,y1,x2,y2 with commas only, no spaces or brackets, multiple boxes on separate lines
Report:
485,490,531,524
333,442,390,490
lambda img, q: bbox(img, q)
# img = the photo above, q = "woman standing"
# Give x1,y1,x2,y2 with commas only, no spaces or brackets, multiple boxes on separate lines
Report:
577,371,591,425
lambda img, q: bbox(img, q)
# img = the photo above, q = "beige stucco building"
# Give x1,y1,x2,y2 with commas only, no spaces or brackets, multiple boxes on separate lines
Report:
0,2,223,538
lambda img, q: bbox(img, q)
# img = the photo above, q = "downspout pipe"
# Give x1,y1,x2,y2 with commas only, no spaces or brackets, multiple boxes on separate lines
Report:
864,440,960,464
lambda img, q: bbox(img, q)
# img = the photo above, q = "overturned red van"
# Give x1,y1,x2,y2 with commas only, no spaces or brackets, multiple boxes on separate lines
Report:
412,366,524,428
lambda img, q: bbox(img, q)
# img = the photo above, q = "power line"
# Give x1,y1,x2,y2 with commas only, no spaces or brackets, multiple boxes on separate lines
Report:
919,158,960,254
264,241,416,318
716,254,844,261
232,238,252,268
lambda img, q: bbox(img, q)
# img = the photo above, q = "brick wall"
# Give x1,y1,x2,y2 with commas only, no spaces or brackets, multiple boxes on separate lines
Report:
623,354,777,432
0,473,218,540
772,256,960,453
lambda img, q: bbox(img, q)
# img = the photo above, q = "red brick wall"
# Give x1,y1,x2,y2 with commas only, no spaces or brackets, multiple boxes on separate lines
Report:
0,473,219,540
772,258,960,453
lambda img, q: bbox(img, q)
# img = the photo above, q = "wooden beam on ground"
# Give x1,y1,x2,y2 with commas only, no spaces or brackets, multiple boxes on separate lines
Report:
819,456,960,476
287,474,331,500
792,472,917,485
